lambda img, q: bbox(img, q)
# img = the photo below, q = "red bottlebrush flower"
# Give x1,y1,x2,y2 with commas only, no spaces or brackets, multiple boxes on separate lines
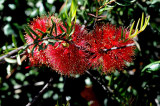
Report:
45,42,89,75
85,23,136,73
25,15,89,75
25,15,64,66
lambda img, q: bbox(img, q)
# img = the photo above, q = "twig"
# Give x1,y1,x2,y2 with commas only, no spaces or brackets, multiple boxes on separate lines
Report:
103,43,136,52
26,77,54,106
0,51,27,64
0,46,24,62
6,55,27,79
99,0,116,10
0,36,69,63
86,70,113,93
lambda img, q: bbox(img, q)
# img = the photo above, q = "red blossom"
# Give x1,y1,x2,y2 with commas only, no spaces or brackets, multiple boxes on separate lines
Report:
25,15,136,75
25,16,64,66
25,16,89,75
45,43,89,75
85,23,136,73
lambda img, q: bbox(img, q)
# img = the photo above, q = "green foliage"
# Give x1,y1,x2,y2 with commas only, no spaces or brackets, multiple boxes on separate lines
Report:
0,0,160,106
142,61,160,73
128,13,150,39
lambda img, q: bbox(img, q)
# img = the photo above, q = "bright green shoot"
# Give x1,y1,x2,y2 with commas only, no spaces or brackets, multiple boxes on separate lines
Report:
128,13,150,39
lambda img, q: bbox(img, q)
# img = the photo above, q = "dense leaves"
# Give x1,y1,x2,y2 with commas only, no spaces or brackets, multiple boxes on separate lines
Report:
0,0,160,106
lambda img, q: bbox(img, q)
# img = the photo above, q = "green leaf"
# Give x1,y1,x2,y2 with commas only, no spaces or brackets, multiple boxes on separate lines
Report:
16,54,21,65
121,27,124,40
43,90,53,99
24,26,34,40
38,44,43,51
4,58,17,63
15,72,25,81
41,33,48,39
140,13,144,29
129,21,135,36
27,26,40,39
60,25,65,33
55,24,57,36
50,19,55,36
141,16,150,31
31,44,37,57
69,25,75,36
135,18,140,33
12,35,17,48
48,42,56,46
0,83,9,91
36,29,45,34
55,32,66,39
142,61,160,73
18,48,25,54
19,31,25,43
68,0,78,25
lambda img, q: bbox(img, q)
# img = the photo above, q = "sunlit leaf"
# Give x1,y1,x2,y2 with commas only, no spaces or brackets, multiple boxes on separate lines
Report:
129,21,135,37
140,13,144,29
16,54,21,65
142,61,160,73
4,58,17,63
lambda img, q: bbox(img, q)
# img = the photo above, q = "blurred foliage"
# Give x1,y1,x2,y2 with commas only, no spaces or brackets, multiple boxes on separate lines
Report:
0,0,160,106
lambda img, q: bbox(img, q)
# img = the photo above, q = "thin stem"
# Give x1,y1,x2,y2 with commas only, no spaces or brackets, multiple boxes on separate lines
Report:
103,43,136,52
0,46,24,62
0,36,69,63
99,0,116,10
86,70,113,93
26,77,54,106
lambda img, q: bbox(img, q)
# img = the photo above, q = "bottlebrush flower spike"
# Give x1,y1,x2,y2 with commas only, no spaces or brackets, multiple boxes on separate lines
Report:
25,15,89,75
87,23,136,73
45,42,89,75
25,15,63,66
44,24,89,75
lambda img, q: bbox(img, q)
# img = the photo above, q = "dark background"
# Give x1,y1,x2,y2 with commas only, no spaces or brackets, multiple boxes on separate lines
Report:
0,0,160,106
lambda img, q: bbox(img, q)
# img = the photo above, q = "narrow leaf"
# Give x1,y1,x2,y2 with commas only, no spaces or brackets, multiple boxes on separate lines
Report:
121,27,124,40
16,54,21,65
41,33,48,39
19,31,25,43
140,13,144,29
50,19,55,36
69,26,75,36
48,42,56,46
5,58,17,63
12,35,17,48
142,61,160,73
38,44,43,51
142,16,150,31
60,25,65,32
27,26,39,39
36,29,45,34
70,0,78,21
129,21,135,36
24,26,34,40
31,44,37,57
55,23,57,36
135,18,140,32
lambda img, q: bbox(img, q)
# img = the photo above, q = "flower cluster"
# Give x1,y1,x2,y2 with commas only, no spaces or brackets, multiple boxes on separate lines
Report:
25,15,136,75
